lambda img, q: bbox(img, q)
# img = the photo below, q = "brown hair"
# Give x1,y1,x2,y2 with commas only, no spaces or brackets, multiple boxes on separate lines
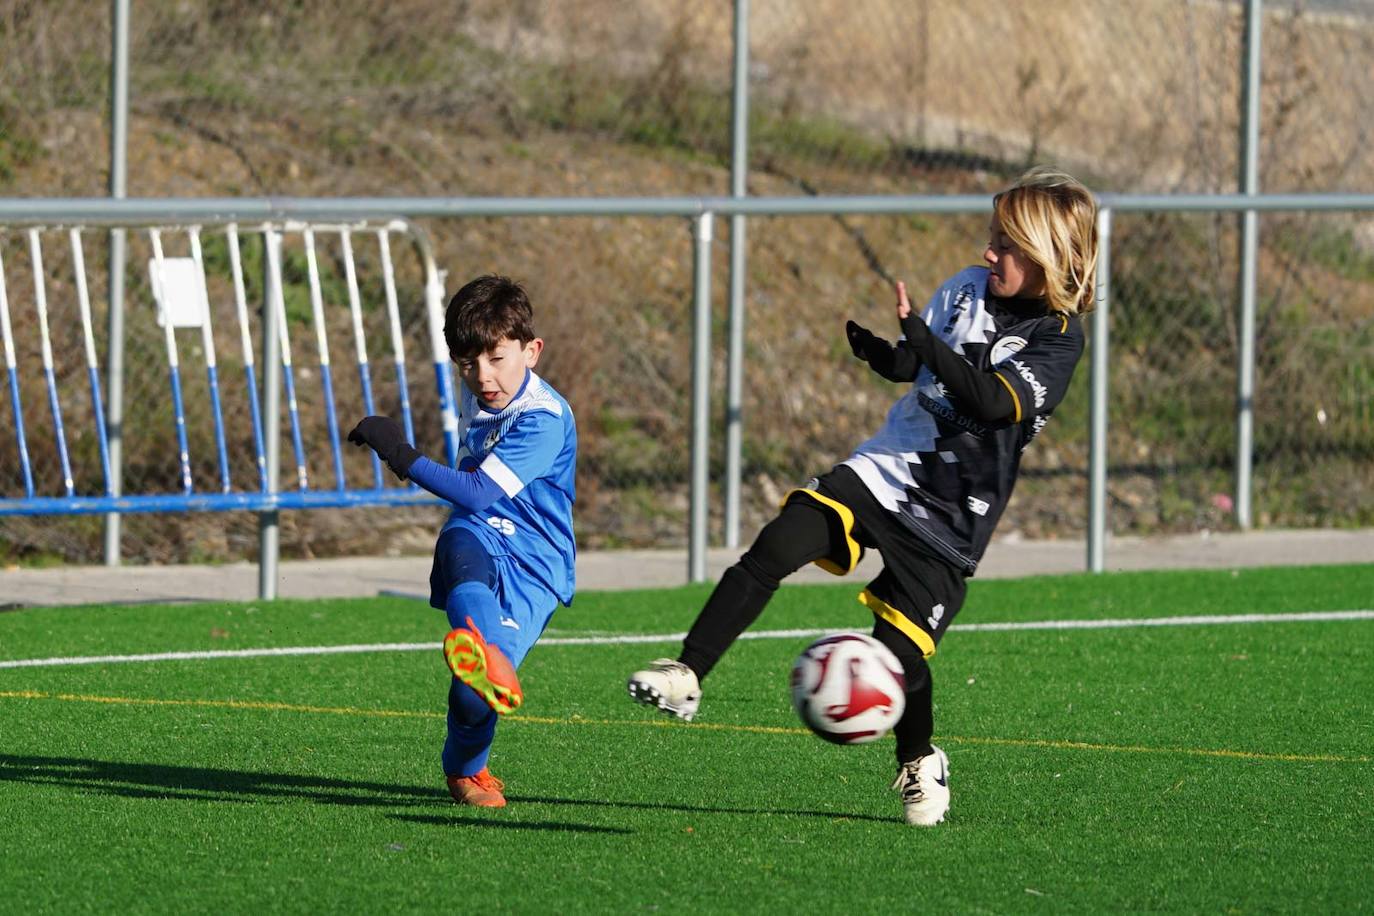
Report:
443,275,536,360
993,167,1100,315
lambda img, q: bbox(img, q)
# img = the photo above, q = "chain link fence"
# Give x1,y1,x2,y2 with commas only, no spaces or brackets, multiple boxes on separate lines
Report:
1,0,1371,565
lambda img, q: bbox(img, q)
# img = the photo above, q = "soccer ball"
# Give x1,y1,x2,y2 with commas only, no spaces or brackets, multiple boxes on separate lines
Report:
789,633,906,745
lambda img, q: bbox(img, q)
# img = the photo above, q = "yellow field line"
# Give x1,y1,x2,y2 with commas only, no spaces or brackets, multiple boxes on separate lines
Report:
2,689,1367,765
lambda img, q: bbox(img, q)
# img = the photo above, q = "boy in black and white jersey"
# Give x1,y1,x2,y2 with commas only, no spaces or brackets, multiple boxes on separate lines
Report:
627,167,1100,826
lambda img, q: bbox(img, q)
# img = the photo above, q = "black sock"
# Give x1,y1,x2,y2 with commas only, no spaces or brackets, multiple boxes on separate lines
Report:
872,618,935,763
892,676,934,763
678,559,777,679
678,499,836,680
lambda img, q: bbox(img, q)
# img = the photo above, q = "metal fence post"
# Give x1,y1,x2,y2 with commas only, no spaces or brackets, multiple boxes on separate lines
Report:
689,212,714,583
1235,0,1263,530
1088,206,1112,573
102,0,130,566
724,0,750,550
258,230,282,600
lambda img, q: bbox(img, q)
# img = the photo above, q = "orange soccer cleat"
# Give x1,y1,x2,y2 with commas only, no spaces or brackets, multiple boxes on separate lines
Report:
446,768,506,807
443,616,524,714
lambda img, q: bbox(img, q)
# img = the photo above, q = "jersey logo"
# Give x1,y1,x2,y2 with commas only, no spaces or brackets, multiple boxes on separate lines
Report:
917,390,990,438
943,282,976,334
486,516,516,536
953,283,975,306
483,428,501,451
967,496,990,516
1008,358,1048,409
989,335,1028,366
927,603,946,629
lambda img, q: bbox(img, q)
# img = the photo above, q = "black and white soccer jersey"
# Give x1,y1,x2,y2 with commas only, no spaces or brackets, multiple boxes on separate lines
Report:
841,266,1084,574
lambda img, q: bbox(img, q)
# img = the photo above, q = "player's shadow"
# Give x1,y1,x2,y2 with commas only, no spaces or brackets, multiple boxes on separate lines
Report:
391,814,631,833
0,754,889,825
0,752,438,808
508,794,892,824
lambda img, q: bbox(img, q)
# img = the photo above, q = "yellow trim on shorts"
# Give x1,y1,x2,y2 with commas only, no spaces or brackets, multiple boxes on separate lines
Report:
859,588,937,658
781,487,862,576
993,370,1022,423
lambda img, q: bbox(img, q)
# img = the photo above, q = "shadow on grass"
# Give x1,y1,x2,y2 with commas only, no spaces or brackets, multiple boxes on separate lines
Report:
0,753,437,807
0,753,890,823
391,814,631,833
510,794,892,824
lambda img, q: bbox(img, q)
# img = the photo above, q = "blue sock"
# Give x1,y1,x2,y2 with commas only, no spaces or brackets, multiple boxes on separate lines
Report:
442,678,497,776
445,580,503,638
441,580,507,777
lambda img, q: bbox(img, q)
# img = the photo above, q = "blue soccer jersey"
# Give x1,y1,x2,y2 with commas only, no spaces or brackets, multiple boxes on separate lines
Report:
438,369,577,604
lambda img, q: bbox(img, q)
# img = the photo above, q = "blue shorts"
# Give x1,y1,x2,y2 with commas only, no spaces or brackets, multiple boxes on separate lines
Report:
428,525,558,668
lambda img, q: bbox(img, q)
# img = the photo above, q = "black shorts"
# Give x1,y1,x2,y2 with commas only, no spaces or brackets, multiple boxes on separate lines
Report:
785,465,968,658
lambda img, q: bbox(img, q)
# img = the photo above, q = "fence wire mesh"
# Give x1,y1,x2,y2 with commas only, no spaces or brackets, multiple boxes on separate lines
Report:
1,0,1372,564
5,1,1374,198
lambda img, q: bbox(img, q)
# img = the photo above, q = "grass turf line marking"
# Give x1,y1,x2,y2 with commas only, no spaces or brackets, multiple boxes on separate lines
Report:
0,689,442,720
2,608,1372,670
2,688,1369,765
0,642,435,669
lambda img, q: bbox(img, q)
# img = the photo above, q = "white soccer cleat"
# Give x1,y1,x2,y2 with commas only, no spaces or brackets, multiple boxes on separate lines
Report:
890,746,950,826
627,658,702,722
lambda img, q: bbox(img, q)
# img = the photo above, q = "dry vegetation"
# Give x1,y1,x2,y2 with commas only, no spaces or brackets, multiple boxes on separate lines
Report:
454,0,1374,192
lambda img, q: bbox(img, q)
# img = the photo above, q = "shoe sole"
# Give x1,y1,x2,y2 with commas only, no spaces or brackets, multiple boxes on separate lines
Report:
451,791,507,808
444,630,522,715
626,679,697,722
903,811,947,826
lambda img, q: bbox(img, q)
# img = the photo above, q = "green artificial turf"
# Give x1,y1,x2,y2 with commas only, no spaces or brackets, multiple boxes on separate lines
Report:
1,564,1371,912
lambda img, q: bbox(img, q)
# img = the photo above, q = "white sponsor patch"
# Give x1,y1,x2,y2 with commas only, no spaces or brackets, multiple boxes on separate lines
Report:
486,515,516,536
967,496,990,516
989,335,1028,365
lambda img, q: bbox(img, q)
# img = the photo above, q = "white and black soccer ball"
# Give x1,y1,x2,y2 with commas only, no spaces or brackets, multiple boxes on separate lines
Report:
790,633,906,745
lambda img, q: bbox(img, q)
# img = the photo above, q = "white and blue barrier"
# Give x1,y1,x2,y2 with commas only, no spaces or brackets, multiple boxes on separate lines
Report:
0,218,458,522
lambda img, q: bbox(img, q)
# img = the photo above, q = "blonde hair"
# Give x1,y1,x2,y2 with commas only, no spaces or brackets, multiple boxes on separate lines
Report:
994,166,1099,315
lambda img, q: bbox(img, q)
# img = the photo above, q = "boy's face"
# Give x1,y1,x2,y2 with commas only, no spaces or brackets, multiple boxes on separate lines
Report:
984,215,1047,299
456,336,543,411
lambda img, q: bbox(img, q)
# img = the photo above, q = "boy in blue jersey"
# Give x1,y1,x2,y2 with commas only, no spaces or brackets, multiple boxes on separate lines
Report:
347,275,576,809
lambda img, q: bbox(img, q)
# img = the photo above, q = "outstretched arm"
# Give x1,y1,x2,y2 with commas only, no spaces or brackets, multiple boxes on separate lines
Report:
845,319,921,383
406,456,505,511
848,279,933,382
347,416,504,511
894,280,1016,424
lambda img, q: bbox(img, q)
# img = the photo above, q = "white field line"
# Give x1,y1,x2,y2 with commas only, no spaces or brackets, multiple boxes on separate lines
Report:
1,609,1372,670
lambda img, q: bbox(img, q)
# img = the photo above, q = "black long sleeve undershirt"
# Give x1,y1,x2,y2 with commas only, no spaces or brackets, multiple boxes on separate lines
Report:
853,333,922,384
898,312,1015,424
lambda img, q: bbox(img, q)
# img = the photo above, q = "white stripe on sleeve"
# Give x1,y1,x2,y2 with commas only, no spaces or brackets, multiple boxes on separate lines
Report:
482,453,524,497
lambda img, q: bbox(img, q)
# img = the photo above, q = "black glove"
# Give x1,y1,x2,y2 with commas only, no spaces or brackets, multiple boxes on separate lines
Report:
845,319,879,359
347,416,421,480
845,320,920,383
